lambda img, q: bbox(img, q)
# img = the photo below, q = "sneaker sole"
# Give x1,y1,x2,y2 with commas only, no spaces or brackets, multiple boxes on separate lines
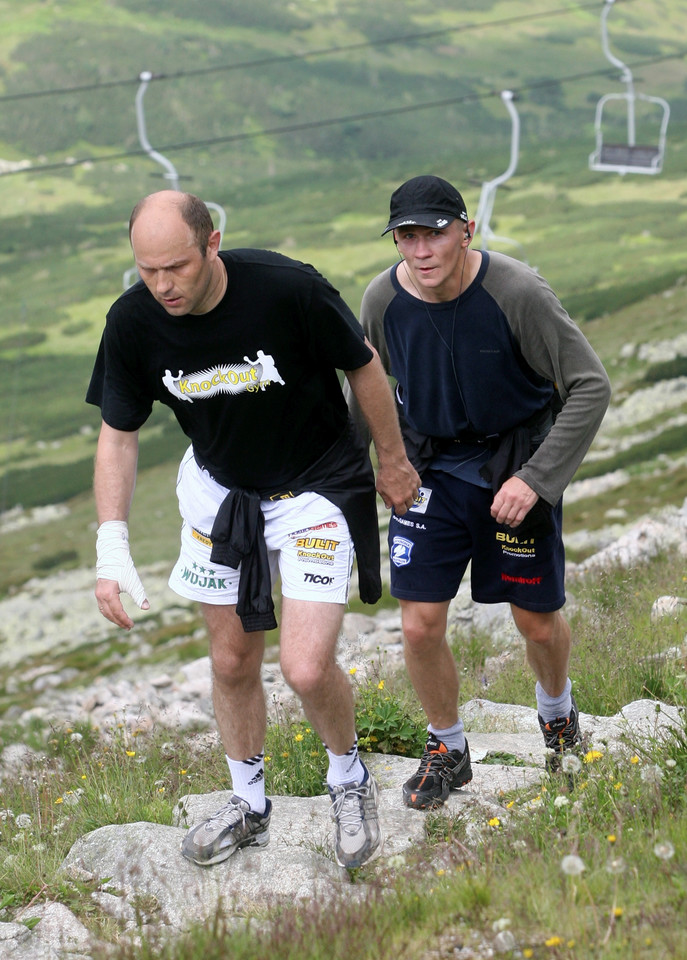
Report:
335,828,385,869
181,827,270,867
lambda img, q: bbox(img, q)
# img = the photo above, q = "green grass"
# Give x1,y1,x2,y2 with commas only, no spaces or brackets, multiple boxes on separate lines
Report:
2,549,687,956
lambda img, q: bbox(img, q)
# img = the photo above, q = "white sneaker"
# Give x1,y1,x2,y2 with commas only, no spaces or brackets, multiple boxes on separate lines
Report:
328,764,383,869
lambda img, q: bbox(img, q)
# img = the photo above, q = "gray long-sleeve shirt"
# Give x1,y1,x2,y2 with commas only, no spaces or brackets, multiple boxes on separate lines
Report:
351,251,611,506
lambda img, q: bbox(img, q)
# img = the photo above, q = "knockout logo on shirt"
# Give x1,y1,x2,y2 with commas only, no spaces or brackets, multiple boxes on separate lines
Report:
162,350,285,403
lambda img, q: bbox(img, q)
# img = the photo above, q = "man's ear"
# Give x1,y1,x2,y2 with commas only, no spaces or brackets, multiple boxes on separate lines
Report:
207,229,222,258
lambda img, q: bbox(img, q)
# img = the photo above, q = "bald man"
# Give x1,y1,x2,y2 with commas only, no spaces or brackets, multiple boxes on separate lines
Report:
87,191,419,870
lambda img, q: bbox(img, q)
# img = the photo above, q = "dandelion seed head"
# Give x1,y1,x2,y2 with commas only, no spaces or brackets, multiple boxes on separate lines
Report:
640,765,663,785
653,840,675,861
561,854,586,876
561,753,582,774
606,856,626,875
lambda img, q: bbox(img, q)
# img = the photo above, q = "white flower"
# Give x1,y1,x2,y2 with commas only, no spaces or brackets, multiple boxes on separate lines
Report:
561,854,586,876
70,732,83,743
492,917,511,932
561,753,582,774
641,765,664,785
665,758,677,769
14,814,32,829
554,795,570,808
0,809,14,822
653,841,675,861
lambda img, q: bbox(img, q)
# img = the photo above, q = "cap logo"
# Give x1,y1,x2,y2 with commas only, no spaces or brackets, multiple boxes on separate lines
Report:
396,218,418,226
436,218,448,227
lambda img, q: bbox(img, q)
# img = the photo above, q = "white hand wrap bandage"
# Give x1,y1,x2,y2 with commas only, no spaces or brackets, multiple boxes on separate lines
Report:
96,520,148,608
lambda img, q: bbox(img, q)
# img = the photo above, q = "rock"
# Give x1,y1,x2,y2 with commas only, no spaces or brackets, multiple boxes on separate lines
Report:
651,595,687,622
19,901,93,954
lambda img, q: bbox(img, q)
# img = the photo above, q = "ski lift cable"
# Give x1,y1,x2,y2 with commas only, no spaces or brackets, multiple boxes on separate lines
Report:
1,49,683,180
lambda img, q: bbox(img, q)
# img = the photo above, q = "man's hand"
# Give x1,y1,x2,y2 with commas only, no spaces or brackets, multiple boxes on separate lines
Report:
491,476,539,529
376,454,421,515
95,520,150,630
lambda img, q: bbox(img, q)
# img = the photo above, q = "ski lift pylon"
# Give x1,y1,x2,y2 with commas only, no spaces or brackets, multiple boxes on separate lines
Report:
123,71,227,289
473,90,527,261
589,0,670,176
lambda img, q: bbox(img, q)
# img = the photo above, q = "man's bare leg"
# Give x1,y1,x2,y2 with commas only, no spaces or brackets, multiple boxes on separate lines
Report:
202,602,266,760
399,598,458,728
278,597,354,754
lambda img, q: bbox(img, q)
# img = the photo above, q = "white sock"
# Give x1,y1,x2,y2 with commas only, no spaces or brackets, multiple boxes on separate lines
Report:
536,679,572,722
226,753,267,814
326,738,365,786
428,720,465,754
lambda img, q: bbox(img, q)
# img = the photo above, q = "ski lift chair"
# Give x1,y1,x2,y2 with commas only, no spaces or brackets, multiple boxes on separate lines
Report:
123,71,227,289
589,0,670,176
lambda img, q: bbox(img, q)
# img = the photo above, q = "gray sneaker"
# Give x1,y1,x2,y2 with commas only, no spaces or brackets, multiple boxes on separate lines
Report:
181,795,271,866
328,766,383,869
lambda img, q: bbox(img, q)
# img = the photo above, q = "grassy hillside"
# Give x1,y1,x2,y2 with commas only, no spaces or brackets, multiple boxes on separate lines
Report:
0,0,686,591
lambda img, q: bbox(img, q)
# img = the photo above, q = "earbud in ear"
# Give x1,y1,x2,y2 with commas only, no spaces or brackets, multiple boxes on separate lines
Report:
465,231,471,240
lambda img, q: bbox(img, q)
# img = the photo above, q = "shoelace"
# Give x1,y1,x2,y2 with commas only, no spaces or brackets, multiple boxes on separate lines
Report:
330,784,368,835
203,798,247,833
544,717,576,749
417,748,452,776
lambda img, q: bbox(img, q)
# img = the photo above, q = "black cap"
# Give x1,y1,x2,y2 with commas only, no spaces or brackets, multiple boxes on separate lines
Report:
382,175,469,236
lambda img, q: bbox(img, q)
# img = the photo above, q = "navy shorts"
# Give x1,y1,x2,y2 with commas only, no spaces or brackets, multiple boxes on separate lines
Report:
388,468,565,612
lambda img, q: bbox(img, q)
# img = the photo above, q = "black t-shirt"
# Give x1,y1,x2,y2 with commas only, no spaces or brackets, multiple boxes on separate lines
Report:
86,249,373,489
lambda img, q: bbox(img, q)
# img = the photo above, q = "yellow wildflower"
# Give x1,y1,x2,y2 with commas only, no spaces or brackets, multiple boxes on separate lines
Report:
545,935,563,947
488,817,501,828
295,733,304,742
584,749,603,763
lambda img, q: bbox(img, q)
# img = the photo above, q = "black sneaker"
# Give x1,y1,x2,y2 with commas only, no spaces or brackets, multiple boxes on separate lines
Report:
538,695,582,770
180,795,271,866
402,734,472,809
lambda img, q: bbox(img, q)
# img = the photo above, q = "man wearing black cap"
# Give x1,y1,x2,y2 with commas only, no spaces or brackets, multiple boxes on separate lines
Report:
351,175,611,808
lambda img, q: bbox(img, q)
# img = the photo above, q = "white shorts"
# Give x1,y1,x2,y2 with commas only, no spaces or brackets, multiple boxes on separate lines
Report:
168,447,354,606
